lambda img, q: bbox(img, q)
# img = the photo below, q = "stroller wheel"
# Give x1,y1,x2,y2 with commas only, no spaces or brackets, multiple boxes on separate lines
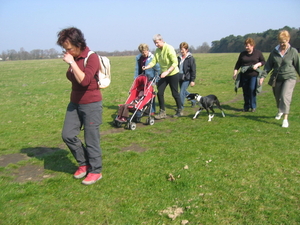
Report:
146,117,155,126
114,120,122,128
129,122,137,130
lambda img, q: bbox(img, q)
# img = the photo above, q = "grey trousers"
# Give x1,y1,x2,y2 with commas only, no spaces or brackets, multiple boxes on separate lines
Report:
273,79,296,114
62,101,102,173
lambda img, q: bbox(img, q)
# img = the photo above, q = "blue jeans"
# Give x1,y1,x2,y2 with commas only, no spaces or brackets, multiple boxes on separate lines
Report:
179,80,191,108
242,76,257,110
62,101,102,173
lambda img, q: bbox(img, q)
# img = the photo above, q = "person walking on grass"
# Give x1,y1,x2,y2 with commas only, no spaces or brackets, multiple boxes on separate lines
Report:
178,42,197,108
260,30,300,128
57,27,103,185
233,38,265,113
143,34,182,119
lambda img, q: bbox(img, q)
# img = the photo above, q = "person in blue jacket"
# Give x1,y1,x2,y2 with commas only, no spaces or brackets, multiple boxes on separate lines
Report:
134,43,160,115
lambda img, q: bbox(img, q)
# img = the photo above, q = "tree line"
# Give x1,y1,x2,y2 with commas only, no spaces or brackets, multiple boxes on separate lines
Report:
1,26,299,61
209,26,300,53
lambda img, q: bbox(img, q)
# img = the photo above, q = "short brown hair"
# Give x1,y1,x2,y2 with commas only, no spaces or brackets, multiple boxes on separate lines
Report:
244,38,255,46
179,42,189,50
138,43,149,53
57,27,86,51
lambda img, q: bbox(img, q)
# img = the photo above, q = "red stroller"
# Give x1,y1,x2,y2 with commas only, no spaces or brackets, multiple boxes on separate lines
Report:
114,74,157,130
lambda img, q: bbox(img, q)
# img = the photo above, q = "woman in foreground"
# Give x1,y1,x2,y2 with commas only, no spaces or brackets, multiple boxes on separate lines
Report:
57,27,103,185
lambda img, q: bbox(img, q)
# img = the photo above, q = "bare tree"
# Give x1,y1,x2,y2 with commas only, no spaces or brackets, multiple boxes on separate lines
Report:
196,42,211,53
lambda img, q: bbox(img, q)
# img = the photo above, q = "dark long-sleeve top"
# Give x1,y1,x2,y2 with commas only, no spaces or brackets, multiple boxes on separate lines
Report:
177,53,196,82
234,49,265,76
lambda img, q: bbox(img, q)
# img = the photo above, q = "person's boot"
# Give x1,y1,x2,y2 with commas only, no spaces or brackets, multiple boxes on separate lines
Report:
154,109,167,120
173,108,183,117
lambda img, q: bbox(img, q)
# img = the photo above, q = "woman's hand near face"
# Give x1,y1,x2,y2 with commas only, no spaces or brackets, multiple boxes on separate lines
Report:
63,52,74,64
62,52,85,84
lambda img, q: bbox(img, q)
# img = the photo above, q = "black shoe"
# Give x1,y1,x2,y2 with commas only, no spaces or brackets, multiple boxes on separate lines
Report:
242,109,249,112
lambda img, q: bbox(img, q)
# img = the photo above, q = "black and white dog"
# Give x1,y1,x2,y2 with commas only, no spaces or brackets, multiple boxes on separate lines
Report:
186,93,225,121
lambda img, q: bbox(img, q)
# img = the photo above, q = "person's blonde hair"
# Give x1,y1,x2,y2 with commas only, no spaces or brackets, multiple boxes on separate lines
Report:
138,43,149,53
278,30,290,42
179,42,189,50
244,38,255,46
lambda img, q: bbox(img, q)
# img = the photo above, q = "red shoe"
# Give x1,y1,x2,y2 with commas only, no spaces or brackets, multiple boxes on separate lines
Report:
116,116,127,123
121,117,127,122
82,173,102,185
74,165,89,179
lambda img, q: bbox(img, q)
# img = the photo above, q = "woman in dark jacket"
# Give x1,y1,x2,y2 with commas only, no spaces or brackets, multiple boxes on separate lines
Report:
178,42,196,108
233,38,265,112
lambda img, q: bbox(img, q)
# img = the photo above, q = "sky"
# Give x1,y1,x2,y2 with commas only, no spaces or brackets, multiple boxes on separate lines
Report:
0,0,300,53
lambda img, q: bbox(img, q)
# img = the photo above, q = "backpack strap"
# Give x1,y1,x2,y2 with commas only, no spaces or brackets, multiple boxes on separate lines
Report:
83,50,95,67
99,56,107,74
84,51,107,76
83,50,100,87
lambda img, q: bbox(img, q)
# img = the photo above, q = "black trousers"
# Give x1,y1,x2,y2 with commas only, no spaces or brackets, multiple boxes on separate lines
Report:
157,73,182,111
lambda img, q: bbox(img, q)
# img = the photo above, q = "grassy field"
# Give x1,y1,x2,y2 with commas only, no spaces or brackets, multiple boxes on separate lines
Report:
0,53,299,225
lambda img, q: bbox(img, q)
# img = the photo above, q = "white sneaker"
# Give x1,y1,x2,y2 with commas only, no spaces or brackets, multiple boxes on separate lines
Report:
275,112,283,120
282,119,289,128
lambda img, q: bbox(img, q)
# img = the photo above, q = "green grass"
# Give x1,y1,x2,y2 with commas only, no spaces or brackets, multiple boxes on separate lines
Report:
0,53,300,224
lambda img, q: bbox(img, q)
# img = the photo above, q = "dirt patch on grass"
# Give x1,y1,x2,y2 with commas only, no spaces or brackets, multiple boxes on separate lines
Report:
0,153,30,167
12,164,53,183
121,143,148,153
0,153,50,183
0,147,64,183
101,117,166,135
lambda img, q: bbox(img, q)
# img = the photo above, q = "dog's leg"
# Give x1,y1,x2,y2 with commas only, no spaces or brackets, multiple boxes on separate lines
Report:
205,108,211,121
207,107,215,122
215,99,226,117
208,114,214,122
193,109,202,119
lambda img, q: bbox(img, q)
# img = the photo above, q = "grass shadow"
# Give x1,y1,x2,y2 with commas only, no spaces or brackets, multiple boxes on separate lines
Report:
20,147,76,174
221,104,241,112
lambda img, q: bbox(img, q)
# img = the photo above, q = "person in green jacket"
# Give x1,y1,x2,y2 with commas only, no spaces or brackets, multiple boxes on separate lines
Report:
260,30,300,128
143,34,182,119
